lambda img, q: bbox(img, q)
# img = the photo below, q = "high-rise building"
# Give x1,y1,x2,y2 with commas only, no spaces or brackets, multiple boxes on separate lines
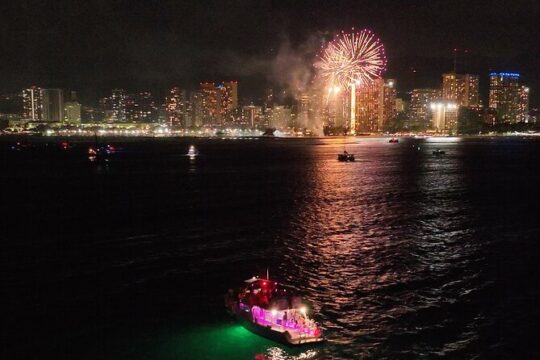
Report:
442,73,479,107
356,81,380,133
199,81,239,125
297,92,310,129
127,92,157,123
270,106,291,129
354,79,396,132
22,86,43,121
190,91,204,127
489,72,529,123
395,98,408,113
184,99,193,128
379,79,397,130
110,89,126,122
42,89,64,122
410,88,441,127
219,81,238,115
81,106,103,123
242,104,263,127
518,86,530,123
200,82,219,125
166,87,186,127
430,101,458,133
326,87,347,129
64,101,81,124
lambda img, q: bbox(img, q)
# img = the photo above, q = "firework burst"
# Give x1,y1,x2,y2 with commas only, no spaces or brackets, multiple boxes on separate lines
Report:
317,29,387,89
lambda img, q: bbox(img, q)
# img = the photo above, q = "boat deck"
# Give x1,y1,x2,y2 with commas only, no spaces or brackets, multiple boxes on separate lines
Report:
253,317,324,345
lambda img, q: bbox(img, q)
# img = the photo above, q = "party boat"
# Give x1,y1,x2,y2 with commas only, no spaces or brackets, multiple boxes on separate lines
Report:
225,276,324,346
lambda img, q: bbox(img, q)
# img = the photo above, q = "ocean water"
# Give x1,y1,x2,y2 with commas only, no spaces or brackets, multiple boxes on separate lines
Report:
2,136,540,359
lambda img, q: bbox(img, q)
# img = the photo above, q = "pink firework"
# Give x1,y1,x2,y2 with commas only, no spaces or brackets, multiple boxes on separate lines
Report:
318,29,387,89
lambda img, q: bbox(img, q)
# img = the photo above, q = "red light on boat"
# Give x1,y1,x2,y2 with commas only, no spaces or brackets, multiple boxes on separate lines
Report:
262,281,267,286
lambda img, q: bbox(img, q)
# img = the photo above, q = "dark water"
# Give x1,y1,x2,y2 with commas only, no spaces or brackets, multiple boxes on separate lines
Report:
2,136,540,359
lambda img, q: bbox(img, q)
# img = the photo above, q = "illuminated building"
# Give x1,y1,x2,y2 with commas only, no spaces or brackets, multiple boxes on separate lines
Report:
64,101,81,124
200,82,219,125
410,88,441,127
166,87,186,127
242,104,263,127
219,81,238,118
270,106,291,129
430,101,458,133
110,89,126,122
518,86,530,123
379,79,397,129
326,87,346,129
356,81,380,132
183,99,193,128
81,106,103,123
442,73,479,106
199,81,239,125
22,86,43,121
396,98,408,113
489,72,528,123
294,88,324,130
484,107,498,126
297,92,309,129
190,91,203,127
355,79,395,132
127,92,157,123
42,89,64,122
157,105,168,124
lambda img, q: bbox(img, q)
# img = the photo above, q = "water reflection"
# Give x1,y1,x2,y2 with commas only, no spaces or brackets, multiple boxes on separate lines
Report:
162,324,324,360
276,138,484,358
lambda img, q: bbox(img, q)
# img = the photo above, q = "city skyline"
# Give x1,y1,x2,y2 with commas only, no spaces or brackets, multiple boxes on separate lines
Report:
2,66,533,136
0,0,538,107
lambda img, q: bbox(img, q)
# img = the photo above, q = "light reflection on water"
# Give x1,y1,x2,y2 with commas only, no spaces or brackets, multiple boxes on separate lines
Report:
5,137,540,359
163,323,324,360
276,137,486,358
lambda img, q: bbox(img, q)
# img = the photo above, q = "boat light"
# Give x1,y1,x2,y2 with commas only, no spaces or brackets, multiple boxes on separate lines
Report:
271,309,277,316
300,306,307,315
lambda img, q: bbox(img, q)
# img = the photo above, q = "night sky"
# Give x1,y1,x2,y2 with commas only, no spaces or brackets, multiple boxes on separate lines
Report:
1,0,538,105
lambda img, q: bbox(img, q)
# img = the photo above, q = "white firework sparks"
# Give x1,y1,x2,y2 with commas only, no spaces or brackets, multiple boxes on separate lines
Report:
318,29,387,90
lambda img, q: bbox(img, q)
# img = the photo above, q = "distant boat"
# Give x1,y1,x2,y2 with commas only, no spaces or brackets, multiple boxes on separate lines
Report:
432,148,446,155
88,144,116,162
225,276,324,346
389,138,399,143
10,141,36,152
187,145,198,157
338,151,355,162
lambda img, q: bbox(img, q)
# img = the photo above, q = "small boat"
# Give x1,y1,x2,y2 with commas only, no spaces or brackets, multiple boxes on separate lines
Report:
225,276,324,346
10,142,36,152
389,138,399,143
187,145,198,157
432,149,446,155
338,151,355,162
88,144,116,162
